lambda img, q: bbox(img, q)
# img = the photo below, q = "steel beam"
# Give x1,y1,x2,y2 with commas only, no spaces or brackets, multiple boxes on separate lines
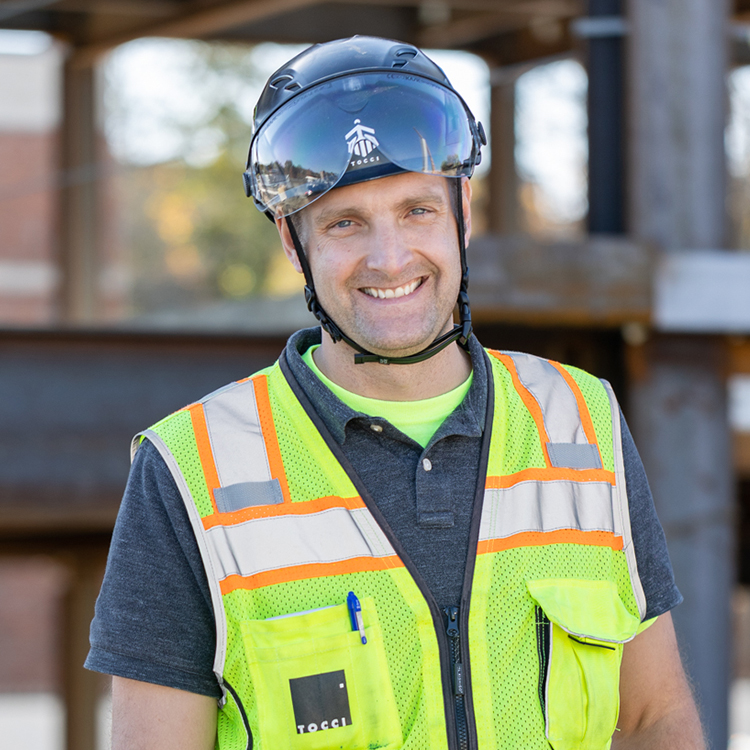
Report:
585,0,626,234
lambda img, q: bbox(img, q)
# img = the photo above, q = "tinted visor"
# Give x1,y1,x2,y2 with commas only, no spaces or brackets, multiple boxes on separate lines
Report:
248,72,478,216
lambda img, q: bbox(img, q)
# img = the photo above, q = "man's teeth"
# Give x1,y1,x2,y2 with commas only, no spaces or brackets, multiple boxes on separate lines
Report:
363,279,421,299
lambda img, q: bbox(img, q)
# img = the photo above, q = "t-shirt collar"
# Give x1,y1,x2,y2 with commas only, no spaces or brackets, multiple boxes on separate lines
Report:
283,327,488,446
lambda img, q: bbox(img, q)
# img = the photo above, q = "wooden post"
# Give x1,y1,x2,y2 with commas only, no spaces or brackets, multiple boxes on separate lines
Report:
488,67,519,235
57,56,99,324
61,547,106,750
627,1,732,747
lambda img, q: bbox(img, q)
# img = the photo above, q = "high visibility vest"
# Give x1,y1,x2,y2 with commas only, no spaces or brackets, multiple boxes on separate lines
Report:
134,348,647,750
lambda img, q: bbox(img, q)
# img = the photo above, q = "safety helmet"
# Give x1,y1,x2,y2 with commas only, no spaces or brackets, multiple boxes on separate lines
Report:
244,36,486,365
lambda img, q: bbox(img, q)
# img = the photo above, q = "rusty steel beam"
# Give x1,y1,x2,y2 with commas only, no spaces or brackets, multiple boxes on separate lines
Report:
70,0,323,67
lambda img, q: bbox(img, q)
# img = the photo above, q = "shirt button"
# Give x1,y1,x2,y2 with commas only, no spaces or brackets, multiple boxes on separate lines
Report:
370,424,383,433
422,458,433,471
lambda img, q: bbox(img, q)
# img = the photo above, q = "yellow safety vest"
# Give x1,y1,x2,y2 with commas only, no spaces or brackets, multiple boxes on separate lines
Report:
134,348,647,750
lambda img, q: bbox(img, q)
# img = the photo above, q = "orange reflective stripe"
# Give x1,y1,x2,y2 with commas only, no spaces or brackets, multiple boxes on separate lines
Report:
489,350,551,467
477,529,623,554
250,373,291,504
547,360,604,465
486,467,616,489
219,555,403,594
189,403,220,514
202,495,365,529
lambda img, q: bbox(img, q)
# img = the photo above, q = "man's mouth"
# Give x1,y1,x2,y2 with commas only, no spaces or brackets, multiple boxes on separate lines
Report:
361,278,423,300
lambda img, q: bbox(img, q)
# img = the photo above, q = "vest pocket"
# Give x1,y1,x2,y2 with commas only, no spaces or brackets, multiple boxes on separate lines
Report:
240,598,402,750
527,579,641,750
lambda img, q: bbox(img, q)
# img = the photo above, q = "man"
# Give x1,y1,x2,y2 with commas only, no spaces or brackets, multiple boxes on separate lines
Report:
87,36,704,749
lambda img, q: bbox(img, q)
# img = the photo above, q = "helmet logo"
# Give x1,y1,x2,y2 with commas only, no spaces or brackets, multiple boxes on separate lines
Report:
346,119,379,157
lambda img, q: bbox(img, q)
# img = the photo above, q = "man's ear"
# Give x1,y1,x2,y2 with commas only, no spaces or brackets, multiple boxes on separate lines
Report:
276,216,304,274
461,176,472,246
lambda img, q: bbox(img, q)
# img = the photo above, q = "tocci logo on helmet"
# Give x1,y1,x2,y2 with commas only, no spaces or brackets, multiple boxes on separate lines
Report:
346,119,379,157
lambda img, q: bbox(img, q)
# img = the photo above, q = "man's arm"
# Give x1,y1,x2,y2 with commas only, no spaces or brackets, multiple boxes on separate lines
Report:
614,612,705,749
111,676,217,750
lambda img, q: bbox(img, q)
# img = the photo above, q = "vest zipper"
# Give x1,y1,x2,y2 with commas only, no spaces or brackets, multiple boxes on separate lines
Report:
279,350,493,750
444,606,469,750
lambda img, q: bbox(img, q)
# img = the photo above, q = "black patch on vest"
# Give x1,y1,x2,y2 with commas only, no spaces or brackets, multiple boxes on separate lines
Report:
290,670,352,734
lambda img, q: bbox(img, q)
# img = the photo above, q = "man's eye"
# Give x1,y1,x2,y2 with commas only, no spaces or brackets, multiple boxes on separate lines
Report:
410,207,428,215
334,219,353,228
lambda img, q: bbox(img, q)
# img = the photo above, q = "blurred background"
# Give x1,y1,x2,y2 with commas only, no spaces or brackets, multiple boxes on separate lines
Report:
1,0,749,748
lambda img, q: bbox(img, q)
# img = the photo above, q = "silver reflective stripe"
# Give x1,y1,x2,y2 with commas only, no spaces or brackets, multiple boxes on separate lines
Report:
479,481,617,542
547,443,602,470
603,380,647,619
506,353,588,446
214,480,283,513
205,506,396,580
136,428,230,700
202,379,272,488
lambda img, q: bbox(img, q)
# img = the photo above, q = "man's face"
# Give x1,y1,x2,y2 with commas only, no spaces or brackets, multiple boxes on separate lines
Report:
280,172,472,358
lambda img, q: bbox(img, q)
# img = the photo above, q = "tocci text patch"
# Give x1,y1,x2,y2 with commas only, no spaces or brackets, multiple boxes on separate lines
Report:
290,670,352,734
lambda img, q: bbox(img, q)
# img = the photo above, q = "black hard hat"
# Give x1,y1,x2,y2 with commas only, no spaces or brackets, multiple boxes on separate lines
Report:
244,36,485,217
253,36,456,133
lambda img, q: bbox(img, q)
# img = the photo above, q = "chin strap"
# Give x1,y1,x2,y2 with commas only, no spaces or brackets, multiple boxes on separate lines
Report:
285,178,473,365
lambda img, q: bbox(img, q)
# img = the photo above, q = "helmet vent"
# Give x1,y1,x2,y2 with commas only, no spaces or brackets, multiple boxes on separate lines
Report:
284,81,302,91
392,60,408,68
395,47,418,58
270,74,295,89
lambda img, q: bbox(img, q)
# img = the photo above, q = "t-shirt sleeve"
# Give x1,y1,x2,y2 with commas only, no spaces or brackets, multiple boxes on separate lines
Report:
620,408,683,621
85,439,222,699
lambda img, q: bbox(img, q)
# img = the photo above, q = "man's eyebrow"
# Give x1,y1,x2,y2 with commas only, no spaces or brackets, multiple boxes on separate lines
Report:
311,205,362,227
396,190,449,211
311,189,450,228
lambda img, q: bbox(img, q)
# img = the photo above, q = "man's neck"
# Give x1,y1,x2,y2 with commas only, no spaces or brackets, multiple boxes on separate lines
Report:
312,330,472,401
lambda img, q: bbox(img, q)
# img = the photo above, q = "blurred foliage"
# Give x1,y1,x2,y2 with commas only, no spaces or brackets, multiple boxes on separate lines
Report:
110,42,301,315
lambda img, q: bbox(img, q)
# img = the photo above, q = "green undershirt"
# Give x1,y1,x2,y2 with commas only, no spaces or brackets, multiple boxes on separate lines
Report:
302,345,473,448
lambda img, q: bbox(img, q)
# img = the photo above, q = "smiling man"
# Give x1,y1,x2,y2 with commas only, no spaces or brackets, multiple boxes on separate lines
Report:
87,36,704,750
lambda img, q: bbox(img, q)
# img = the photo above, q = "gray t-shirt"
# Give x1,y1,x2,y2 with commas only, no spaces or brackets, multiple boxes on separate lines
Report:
86,330,682,698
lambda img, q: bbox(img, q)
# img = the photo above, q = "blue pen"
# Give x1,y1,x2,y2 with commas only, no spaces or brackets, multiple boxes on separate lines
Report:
347,591,367,644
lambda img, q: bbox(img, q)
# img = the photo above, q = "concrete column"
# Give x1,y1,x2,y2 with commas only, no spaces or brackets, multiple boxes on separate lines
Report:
627,1,732,747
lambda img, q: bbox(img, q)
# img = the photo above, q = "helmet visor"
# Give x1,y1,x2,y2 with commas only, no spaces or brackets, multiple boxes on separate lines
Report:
248,72,477,216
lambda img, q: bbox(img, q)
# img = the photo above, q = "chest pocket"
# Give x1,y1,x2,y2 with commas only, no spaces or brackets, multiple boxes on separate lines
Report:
241,598,402,750
527,579,640,750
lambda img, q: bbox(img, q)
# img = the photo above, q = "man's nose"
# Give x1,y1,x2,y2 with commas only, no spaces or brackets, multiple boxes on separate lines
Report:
365,223,413,275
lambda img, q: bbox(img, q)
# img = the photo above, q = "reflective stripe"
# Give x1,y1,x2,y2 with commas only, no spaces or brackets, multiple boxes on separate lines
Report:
205,506,397,581
137,428,230,696
203,379,272,487
506,352,588,446
603,380,647,618
547,443,601,470
479,481,618,542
